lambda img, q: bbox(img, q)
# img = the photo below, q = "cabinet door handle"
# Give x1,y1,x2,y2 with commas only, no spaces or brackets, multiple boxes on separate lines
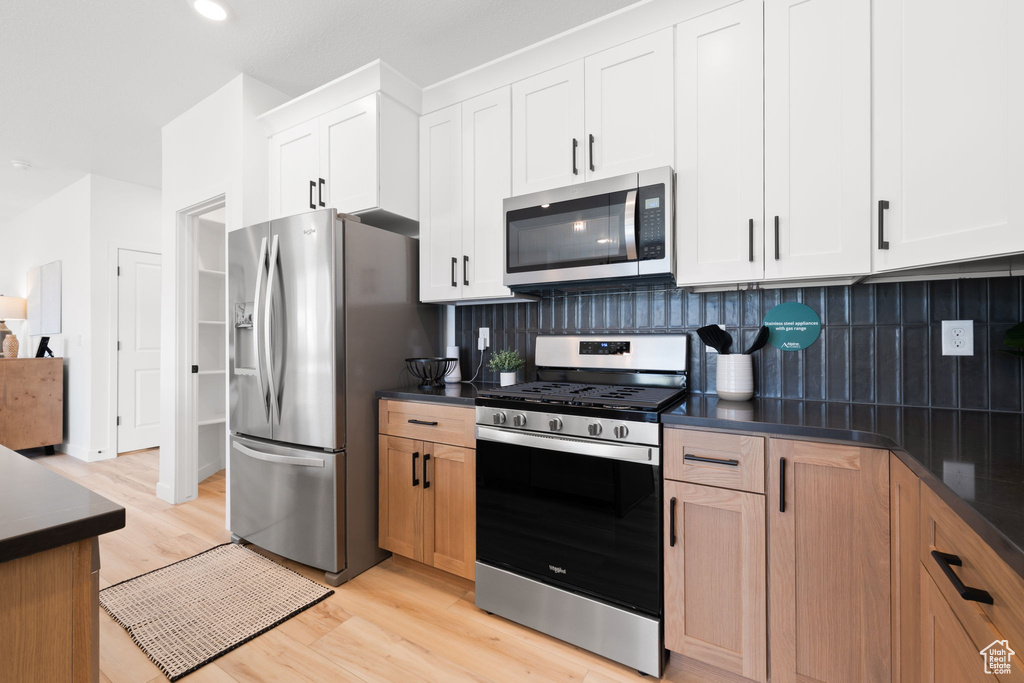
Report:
451,257,457,287
774,216,780,260
931,550,994,604
407,419,438,426
748,219,754,263
318,178,325,207
308,180,316,210
669,496,677,547
572,138,579,175
685,454,740,467
423,453,431,489
588,134,595,173
463,255,469,286
779,457,786,512
878,199,890,250
412,451,420,487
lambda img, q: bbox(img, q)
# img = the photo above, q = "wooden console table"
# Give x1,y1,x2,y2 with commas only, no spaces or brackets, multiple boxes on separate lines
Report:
0,357,63,451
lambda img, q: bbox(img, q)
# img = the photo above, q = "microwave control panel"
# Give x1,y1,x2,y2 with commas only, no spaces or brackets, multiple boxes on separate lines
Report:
637,184,666,261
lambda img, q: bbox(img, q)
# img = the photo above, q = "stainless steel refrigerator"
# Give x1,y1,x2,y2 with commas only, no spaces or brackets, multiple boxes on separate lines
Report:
228,208,438,585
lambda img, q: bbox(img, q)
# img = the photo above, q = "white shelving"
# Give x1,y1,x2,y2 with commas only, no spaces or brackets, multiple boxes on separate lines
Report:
194,215,228,482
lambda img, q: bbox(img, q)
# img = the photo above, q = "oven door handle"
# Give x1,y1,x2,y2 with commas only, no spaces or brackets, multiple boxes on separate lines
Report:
476,426,656,464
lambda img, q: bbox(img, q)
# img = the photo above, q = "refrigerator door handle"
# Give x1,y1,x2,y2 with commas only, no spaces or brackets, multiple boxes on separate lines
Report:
252,237,270,422
265,234,282,423
233,441,326,468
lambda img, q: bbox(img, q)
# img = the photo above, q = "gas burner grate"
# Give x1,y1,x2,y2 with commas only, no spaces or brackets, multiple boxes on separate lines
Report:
479,381,685,411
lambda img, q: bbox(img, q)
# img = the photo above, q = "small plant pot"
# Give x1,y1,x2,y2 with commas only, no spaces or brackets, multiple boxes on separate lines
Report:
716,354,754,401
500,371,518,387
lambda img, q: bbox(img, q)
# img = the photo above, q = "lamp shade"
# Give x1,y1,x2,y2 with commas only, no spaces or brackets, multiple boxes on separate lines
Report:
0,296,27,320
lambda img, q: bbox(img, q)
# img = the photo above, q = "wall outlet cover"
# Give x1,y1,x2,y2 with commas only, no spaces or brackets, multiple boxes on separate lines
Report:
478,327,490,350
941,320,974,356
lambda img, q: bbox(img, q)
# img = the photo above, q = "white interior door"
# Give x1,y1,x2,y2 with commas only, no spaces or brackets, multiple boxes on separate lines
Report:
117,249,162,453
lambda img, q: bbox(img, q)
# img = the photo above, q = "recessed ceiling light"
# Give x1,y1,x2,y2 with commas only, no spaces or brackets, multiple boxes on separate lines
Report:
10,160,31,171
192,0,230,21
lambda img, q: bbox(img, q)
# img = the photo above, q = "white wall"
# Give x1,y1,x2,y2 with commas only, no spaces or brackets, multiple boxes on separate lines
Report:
159,74,288,504
0,174,160,460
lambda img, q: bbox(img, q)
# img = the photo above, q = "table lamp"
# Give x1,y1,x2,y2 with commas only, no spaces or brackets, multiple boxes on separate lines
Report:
0,296,27,359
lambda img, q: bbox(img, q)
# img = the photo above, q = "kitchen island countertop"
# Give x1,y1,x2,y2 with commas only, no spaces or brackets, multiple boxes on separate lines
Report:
0,445,125,564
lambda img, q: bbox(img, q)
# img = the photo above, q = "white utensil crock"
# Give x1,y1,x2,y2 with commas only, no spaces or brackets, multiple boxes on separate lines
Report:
716,354,754,401
500,371,517,387
444,345,462,383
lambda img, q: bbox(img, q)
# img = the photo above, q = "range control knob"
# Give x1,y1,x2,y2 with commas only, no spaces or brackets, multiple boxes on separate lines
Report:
548,418,563,432
512,414,527,428
587,422,603,437
492,412,507,425
613,425,629,439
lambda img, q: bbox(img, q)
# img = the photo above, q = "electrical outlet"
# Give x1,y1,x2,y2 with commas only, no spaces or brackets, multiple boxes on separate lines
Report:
705,324,727,353
941,320,974,356
478,327,490,351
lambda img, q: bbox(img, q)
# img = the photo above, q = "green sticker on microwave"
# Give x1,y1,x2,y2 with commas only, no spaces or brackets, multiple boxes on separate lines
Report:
763,303,821,351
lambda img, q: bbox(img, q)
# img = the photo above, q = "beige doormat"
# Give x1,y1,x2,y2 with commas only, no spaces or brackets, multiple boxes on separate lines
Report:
100,543,333,681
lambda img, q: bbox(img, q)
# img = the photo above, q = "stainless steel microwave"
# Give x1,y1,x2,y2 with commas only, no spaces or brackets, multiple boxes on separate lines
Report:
503,166,674,289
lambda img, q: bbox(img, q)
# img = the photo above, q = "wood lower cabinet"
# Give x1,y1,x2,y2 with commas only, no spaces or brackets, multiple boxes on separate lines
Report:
767,439,891,682
891,453,921,683
664,480,766,682
0,357,63,450
378,400,476,581
920,566,994,683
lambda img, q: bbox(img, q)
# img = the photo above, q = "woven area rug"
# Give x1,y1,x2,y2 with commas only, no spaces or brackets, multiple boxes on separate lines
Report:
100,543,333,681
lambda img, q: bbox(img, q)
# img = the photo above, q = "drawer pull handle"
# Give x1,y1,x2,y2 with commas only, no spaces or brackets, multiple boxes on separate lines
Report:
684,454,740,467
669,497,677,547
931,550,994,604
408,419,439,426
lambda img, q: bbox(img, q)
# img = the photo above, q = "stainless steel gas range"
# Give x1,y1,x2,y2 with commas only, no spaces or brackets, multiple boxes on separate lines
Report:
474,334,689,677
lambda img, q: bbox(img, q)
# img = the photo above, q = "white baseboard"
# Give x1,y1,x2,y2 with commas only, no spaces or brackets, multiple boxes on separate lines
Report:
155,480,175,504
58,443,116,462
197,459,224,484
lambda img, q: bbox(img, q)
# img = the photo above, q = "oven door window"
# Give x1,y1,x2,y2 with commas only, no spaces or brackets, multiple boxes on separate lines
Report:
506,191,633,273
476,437,661,617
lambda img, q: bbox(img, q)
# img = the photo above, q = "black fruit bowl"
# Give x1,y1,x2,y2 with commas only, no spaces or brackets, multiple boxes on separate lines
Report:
405,357,458,388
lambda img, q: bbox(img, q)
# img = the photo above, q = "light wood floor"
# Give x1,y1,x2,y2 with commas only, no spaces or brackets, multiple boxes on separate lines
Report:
36,450,731,683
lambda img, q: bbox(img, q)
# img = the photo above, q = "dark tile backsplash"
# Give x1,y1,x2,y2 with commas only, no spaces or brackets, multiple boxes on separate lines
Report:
454,277,1024,413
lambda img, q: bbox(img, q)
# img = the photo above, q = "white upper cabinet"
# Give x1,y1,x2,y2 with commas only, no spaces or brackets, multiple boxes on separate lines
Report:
584,28,674,181
873,0,1024,271
269,120,320,219
511,62,585,196
462,88,513,300
675,0,764,286
267,90,418,229
763,0,870,281
419,105,464,302
320,94,378,216
511,30,674,196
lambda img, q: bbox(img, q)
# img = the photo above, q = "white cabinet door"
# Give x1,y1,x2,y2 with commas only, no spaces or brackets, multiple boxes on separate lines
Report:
462,88,513,300
585,29,675,180
320,94,379,216
764,0,870,280
269,119,320,220
873,0,1024,271
675,1,764,286
419,105,464,302
511,61,585,196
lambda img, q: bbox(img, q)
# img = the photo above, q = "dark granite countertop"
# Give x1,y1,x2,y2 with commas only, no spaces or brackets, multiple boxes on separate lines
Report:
0,445,125,564
661,396,1024,578
377,382,500,406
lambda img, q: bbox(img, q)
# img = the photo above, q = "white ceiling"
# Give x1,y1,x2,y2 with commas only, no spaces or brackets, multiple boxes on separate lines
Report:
0,0,640,223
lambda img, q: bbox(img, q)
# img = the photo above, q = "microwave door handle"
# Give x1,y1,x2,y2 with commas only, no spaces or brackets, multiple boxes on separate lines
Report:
624,189,638,260
252,237,270,422
264,234,282,423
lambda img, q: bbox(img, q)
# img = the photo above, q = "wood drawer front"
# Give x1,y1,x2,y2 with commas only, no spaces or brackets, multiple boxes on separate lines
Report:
921,484,1024,664
379,399,475,448
665,428,765,493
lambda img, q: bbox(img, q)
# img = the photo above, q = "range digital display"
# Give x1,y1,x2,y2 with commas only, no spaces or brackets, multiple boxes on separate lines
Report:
579,341,631,355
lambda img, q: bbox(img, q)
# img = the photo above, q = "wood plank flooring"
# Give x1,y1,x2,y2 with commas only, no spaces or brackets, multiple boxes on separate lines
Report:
34,450,728,683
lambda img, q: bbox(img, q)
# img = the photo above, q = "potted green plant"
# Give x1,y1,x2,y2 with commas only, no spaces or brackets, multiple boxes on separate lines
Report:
488,348,526,386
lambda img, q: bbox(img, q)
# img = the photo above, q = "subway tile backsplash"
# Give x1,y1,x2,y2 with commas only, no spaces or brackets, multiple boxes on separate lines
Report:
454,277,1024,413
